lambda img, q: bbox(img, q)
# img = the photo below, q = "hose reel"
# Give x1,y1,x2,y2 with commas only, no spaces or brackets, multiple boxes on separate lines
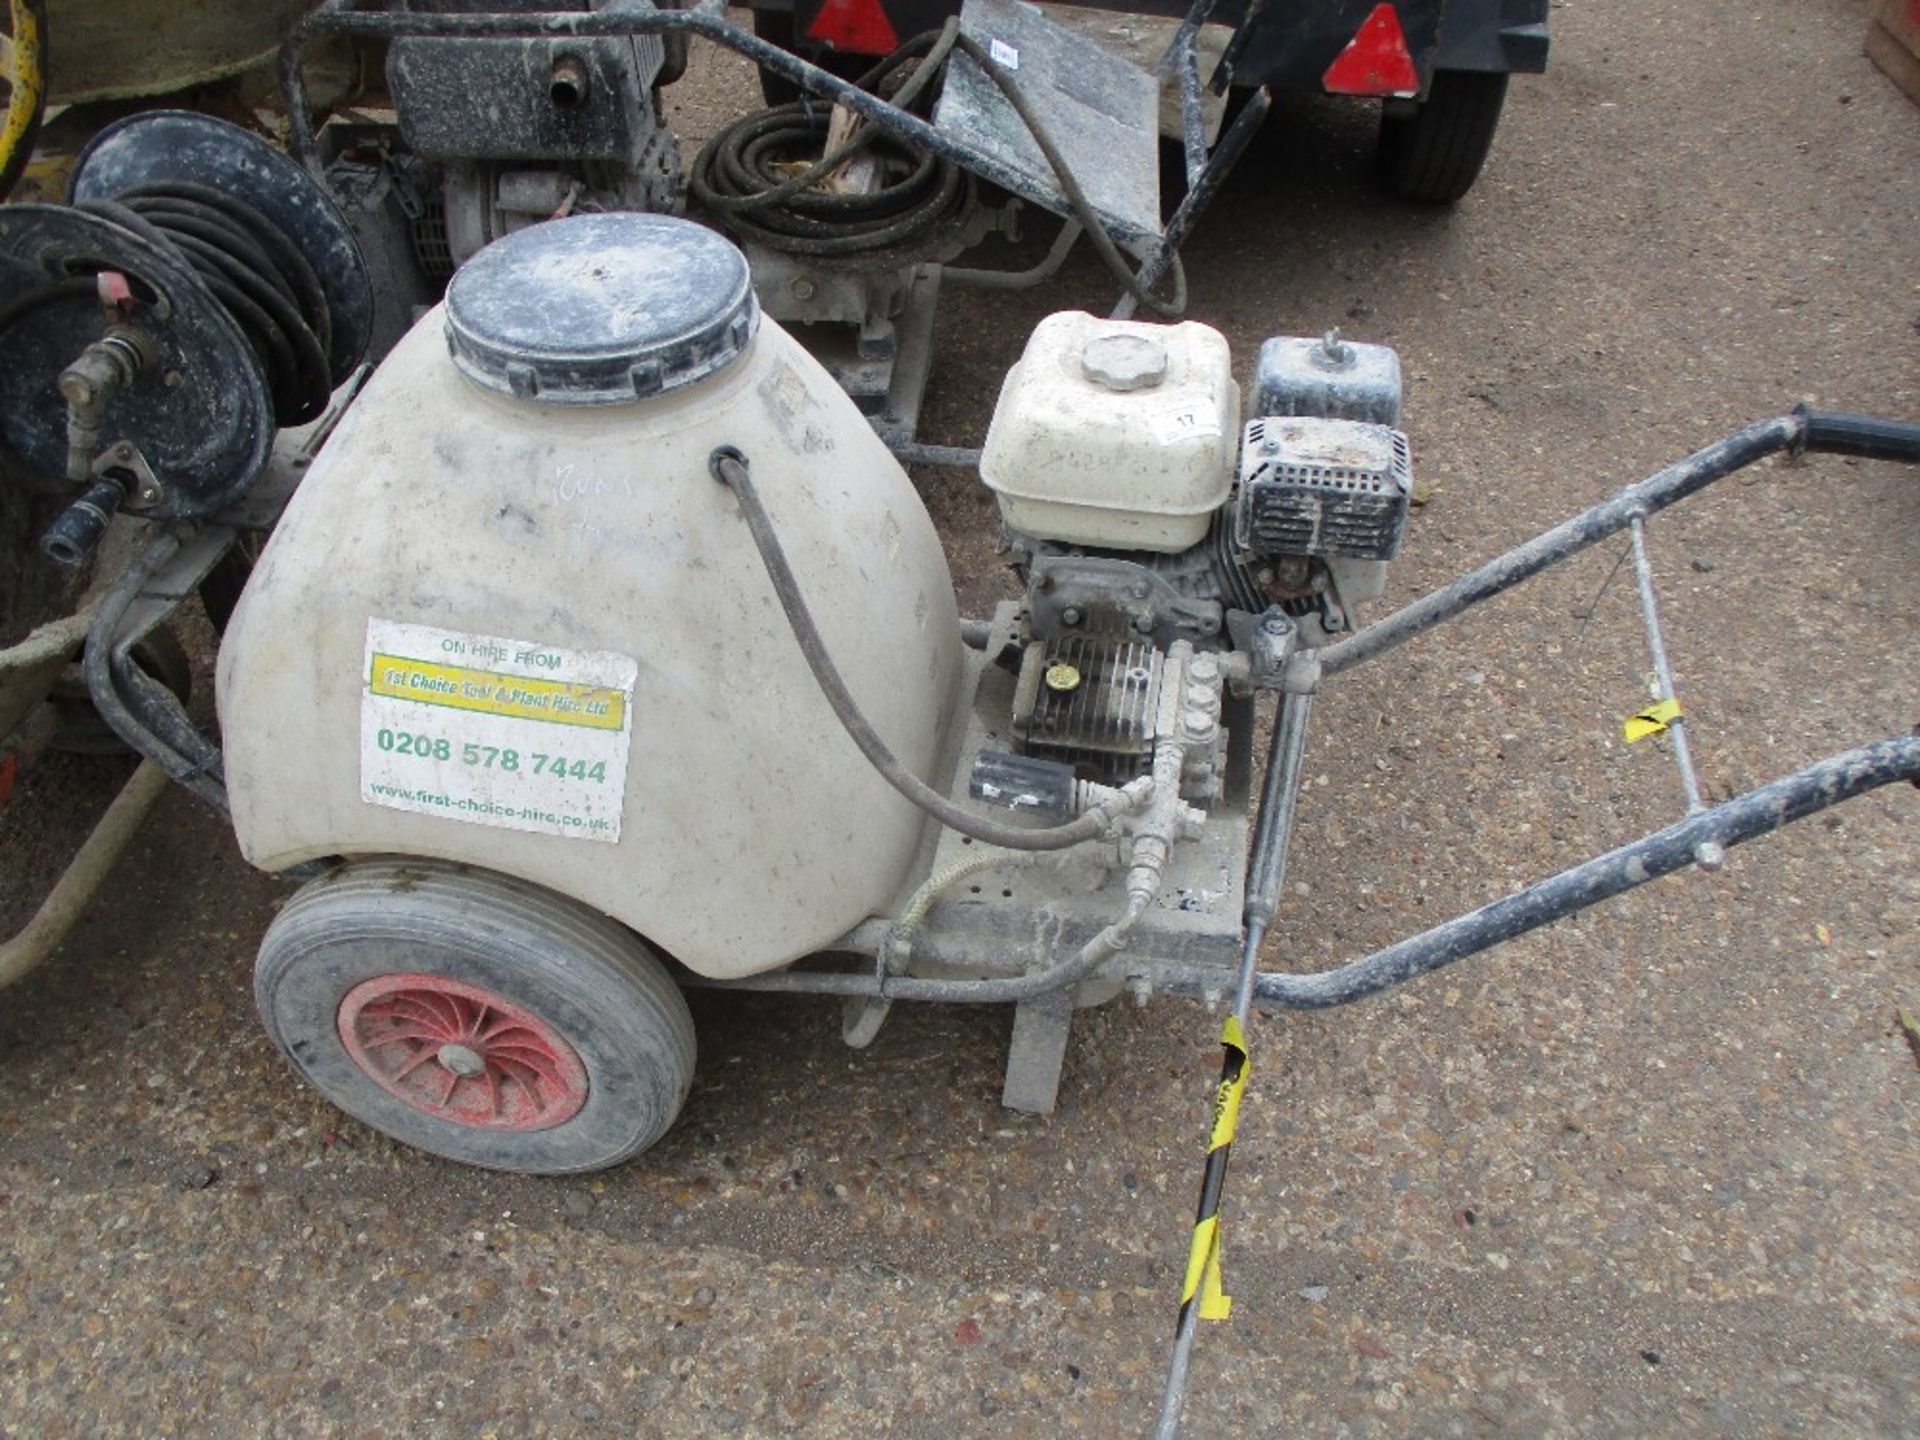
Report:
0,111,372,564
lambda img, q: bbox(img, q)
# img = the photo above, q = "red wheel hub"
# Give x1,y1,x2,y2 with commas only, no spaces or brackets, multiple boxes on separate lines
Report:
338,974,589,1131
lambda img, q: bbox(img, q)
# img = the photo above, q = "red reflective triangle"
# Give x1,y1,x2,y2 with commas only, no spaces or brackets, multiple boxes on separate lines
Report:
805,0,901,55
1322,3,1421,97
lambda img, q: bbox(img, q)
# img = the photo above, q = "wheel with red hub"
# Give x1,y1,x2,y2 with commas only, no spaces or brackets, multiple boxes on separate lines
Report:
255,859,696,1173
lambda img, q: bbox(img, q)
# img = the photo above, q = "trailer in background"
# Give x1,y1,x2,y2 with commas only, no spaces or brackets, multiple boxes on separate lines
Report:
752,0,1550,201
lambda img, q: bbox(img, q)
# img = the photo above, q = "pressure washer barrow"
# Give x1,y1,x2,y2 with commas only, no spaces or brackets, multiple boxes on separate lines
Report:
14,117,1914,1430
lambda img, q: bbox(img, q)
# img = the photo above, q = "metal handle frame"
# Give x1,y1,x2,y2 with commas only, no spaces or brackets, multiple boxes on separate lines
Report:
1153,408,1916,1437
1200,409,1917,1016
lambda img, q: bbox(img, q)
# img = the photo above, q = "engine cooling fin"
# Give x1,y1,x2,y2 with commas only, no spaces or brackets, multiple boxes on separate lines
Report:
1010,635,1163,782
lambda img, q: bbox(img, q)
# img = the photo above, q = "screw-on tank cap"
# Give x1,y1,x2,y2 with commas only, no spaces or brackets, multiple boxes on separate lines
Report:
444,213,759,405
1081,331,1167,392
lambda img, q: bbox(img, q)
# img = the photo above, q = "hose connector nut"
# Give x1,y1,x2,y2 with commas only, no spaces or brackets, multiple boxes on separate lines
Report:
709,445,748,487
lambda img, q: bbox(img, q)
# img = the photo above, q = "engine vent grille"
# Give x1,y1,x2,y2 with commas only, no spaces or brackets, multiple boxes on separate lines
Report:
411,191,455,283
1011,637,1162,782
1235,416,1413,561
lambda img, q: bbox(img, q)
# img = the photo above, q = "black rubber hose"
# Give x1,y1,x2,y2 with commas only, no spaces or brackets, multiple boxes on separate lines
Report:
81,528,229,810
707,25,959,210
694,106,972,256
691,24,977,259
1795,406,1920,464
81,185,334,426
709,446,1135,852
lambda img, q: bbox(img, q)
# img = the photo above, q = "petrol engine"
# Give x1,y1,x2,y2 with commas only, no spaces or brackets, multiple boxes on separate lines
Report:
969,314,1411,810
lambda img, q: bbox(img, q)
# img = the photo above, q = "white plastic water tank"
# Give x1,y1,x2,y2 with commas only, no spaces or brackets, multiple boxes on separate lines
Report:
979,311,1239,553
217,214,961,978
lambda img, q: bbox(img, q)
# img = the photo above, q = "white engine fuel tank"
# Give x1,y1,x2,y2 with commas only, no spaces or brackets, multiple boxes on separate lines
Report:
218,214,961,978
979,310,1238,553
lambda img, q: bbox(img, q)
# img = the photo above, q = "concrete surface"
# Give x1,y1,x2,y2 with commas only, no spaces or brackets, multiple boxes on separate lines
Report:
2,0,1916,1435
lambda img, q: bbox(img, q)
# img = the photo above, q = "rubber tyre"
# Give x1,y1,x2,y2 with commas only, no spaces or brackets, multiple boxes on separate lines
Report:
1377,69,1509,205
255,858,697,1174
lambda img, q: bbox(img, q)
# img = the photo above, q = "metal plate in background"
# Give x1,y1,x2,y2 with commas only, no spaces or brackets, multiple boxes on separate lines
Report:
933,0,1164,250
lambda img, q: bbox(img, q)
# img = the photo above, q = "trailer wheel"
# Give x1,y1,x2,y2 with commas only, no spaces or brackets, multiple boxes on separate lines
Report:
255,859,696,1174
1377,69,1509,204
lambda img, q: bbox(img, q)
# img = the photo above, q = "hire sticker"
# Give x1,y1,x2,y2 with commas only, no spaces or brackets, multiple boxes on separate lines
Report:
360,619,637,843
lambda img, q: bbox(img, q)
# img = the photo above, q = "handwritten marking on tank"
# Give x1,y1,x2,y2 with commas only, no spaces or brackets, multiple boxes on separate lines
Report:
551,465,638,562
566,517,612,565
361,619,637,843
551,463,636,506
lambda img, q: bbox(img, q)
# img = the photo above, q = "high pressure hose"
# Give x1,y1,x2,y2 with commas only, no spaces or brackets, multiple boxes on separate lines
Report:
83,187,335,427
691,25,977,259
710,445,1150,851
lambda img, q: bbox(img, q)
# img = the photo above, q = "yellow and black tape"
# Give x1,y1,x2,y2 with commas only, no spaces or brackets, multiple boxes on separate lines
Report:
1207,1014,1249,1153
1624,697,1682,743
1176,1015,1249,1327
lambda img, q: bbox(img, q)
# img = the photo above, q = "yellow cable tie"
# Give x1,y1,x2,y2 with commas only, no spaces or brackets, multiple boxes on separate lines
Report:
1623,696,1683,743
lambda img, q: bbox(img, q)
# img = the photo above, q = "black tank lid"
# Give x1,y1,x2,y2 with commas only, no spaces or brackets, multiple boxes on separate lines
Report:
444,213,758,405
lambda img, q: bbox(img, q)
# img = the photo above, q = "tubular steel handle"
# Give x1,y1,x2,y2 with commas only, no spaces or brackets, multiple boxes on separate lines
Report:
1795,407,1920,464
1249,735,1920,1010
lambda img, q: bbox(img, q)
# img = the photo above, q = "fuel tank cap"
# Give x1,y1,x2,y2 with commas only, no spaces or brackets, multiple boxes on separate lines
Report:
444,213,759,405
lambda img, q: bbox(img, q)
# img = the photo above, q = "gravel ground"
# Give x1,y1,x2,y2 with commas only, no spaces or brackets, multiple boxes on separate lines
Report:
3,1,1917,1435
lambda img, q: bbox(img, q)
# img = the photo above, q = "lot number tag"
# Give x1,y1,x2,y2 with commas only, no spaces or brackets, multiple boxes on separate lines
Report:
360,619,637,843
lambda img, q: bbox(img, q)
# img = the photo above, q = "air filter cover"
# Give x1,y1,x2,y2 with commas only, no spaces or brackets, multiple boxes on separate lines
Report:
444,213,758,405
1234,415,1413,561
